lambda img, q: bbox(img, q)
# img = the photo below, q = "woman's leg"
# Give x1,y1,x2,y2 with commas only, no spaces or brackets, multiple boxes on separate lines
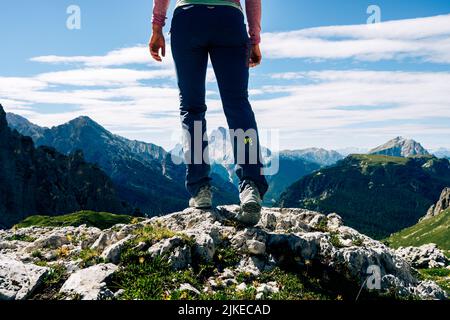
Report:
208,6,268,198
170,7,211,197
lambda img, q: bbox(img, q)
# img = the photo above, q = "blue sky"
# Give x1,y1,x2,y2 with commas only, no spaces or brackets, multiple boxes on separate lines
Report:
1,0,450,151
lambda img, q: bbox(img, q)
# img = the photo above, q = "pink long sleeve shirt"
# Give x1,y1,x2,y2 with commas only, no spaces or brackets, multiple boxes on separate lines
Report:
152,0,262,44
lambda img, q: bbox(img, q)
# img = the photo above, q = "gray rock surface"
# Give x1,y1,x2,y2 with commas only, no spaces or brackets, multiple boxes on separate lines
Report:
59,263,117,300
0,205,447,300
395,244,449,269
0,256,48,300
423,187,450,220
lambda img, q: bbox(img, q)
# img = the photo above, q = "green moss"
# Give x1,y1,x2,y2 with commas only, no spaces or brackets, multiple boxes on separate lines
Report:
5,234,36,242
386,209,450,250
14,211,137,230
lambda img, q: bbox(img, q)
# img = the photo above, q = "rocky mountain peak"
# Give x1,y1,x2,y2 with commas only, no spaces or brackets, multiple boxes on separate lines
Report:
369,136,430,157
65,115,107,134
423,187,450,220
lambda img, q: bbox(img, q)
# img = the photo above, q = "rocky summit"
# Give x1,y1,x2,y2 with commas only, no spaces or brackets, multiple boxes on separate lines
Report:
0,206,447,301
369,136,430,158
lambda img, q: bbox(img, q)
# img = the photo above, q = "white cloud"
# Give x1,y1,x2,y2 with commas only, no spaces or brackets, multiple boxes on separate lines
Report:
262,14,450,63
31,45,174,68
3,69,450,150
36,68,175,86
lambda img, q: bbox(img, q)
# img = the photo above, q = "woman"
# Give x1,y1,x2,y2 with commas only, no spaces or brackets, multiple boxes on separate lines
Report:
149,0,268,225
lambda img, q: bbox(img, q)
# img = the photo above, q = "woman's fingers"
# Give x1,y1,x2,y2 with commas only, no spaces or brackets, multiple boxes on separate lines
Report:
149,34,165,62
249,44,262,68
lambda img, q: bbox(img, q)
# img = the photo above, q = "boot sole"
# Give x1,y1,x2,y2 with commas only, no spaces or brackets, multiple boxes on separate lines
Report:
189,200,212,209
238,201,262,226
241,201,262,214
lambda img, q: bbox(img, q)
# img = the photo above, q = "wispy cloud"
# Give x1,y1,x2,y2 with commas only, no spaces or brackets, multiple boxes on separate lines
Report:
262,14,450,63
36,68,175,86
30,45,171,68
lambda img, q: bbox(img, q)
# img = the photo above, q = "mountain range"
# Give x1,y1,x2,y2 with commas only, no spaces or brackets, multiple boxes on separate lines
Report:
6,113,239,216
0,105,127,228
4,107,450,240
278,154,450,239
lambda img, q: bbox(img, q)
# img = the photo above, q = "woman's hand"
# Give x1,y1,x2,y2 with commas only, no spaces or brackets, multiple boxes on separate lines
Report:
149,25,166,62
249,44,262,68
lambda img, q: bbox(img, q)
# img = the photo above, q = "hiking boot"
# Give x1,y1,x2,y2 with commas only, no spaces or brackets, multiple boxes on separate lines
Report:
237,181,262,225
189,185,212,209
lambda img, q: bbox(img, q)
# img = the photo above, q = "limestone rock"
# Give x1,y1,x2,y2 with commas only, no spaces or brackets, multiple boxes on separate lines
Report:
59,263,117,300
179,283,201,295
246,239,266,256
423,187,450,220
0,256,48,300
101,235,134,264
395,244,449,269
148,236,192,270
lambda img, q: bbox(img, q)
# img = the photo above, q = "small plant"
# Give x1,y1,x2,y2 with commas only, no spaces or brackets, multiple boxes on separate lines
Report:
131,217,141,224
352,236,364,246
35,260,48,267
56,246,70,258
77,248,103,268
42,264,67,286
133,225,177,244
315,218,329,232
259,268,330,300
329,232,344,248
214,247,240,270
31,250,43,259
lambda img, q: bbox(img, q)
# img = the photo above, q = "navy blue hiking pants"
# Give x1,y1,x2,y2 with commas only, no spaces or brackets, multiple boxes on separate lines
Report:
170,4,268,199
